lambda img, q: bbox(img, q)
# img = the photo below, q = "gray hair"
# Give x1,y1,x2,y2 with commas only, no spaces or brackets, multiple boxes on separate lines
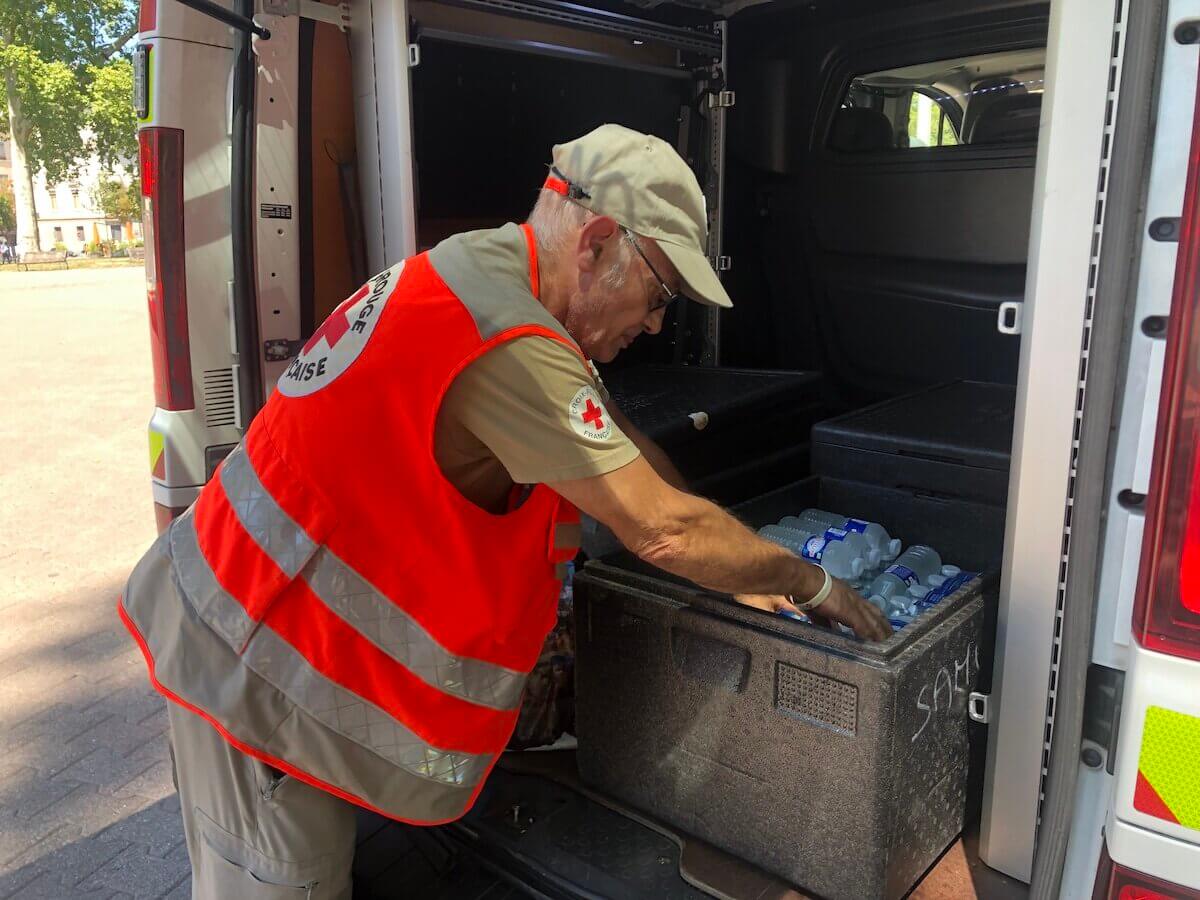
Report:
527,189,631,289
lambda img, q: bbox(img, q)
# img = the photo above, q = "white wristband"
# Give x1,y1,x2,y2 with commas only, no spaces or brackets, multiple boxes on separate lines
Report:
793,566,833,612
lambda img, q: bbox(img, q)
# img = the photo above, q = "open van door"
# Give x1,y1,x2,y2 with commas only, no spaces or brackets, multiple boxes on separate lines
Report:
1095,3,1200,894
1033,0,1200,896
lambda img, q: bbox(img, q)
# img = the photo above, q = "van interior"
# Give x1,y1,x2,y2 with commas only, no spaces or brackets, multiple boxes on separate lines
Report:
279,0,1051,895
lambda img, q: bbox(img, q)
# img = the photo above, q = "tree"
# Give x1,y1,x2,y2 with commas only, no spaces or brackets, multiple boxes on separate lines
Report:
93,175,139,223
0,0,137,252
87,57,137,171
0,194,13,233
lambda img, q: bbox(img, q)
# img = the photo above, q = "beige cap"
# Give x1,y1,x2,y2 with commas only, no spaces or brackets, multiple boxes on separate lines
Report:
549,124,733,308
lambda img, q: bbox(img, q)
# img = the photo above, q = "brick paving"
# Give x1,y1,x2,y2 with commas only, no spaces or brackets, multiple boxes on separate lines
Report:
0,269,190,898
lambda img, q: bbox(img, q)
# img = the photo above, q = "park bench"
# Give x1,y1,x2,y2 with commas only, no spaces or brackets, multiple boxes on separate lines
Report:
20,251,69,271
128,246,145,261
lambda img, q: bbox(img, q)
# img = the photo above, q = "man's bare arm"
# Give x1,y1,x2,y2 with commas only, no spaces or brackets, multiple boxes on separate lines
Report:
550,456,891,640
608,405,687,492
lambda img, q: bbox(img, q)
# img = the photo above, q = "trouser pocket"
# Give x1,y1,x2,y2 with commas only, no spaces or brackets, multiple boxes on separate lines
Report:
192,810,348,900
197,835,318,899
194,840,314,900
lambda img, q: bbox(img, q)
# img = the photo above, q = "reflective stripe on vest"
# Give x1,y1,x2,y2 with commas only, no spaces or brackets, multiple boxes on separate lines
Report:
120,528,495,823
170,512,495,787
216,445,526,712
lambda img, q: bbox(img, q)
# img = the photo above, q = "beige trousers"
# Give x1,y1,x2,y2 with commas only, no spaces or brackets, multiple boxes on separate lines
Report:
167,702,357,900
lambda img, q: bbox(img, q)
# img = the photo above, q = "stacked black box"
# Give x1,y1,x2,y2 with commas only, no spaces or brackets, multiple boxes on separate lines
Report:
810,381,1015,570
601,365,823,503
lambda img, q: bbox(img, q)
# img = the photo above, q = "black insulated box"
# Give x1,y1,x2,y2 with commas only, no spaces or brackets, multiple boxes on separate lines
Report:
811,380,1015,506
574,479,991,900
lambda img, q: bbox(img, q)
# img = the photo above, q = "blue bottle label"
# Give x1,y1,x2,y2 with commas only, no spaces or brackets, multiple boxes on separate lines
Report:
885,564,919,587
918,572,976,607
844,518,869,534
802,536,828,561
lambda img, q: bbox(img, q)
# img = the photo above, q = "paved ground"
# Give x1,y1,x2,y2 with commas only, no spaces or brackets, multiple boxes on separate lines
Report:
0,268,190,899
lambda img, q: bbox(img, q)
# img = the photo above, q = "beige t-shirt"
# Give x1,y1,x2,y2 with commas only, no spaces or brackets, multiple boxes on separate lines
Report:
430,226,640,513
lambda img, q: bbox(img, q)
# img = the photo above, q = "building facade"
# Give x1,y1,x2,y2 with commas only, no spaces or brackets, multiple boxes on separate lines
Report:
0,138,141,255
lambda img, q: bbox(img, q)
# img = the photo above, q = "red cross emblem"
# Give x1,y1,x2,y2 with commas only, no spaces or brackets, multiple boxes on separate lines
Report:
582,398,605,431
302,284,368,355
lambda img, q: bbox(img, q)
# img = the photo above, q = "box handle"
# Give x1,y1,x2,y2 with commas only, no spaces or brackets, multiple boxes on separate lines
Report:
997,301,1023,335
968,691,991,724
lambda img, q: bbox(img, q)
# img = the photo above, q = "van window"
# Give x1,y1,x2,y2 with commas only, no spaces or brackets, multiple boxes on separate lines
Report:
831,47,1045,152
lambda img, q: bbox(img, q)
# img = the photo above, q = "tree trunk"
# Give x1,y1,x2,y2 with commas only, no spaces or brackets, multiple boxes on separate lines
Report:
5,70,41,254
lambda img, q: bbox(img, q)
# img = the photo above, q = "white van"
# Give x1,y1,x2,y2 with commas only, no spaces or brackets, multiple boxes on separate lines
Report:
133,0,1200,895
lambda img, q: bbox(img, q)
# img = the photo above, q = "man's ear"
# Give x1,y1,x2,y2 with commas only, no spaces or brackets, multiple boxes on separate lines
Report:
575,215,620,276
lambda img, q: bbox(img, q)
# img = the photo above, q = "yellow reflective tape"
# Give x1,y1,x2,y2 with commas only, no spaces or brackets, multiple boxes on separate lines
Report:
149,430,164,473
1139,705,1200,830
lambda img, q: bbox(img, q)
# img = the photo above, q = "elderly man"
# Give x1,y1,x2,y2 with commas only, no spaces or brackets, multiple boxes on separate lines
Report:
119,124,890,899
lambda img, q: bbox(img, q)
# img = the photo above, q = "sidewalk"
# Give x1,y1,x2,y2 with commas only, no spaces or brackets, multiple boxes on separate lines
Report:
0,268,190,899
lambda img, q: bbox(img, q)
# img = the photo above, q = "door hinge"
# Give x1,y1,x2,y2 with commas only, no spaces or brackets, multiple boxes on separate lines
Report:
707,90,736,109
261,0,351,31
264,339,304,362
1082,664,1125,775
968,691,991,724
710,255,732,272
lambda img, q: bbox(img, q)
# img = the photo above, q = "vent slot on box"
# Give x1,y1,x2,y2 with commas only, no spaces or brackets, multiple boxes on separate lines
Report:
776,662,858,735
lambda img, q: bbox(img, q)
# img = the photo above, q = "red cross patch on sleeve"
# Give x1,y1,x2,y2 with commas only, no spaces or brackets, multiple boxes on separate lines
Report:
568,386,614,441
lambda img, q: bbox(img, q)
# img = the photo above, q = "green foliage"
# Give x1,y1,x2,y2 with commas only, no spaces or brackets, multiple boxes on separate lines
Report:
0,44,88,183
0,0,138,189
0,0,137,70
53,240,67,251
906,91,960,149
0,194,13,232
93,175,139,221
87,57,136,168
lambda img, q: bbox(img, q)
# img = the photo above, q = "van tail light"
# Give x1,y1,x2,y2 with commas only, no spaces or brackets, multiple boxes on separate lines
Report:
139,127,194,411
138,0,155,32
1093,843,1200,899
1132,64,1200,660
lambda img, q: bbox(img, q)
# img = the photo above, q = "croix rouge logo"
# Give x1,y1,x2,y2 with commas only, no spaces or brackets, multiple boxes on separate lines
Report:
301,284,366,355
568,385,613,440
277,263,401,398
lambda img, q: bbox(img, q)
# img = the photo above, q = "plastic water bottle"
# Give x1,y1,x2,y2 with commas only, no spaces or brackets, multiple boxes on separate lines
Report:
864,545,943,613
758,524,866,580
782,516,880,569
758,524,816,554
917,568,976,608
786,510,902,563
925,564,963,589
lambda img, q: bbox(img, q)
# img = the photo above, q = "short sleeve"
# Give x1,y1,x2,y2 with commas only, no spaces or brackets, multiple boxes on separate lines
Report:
443,336,640,484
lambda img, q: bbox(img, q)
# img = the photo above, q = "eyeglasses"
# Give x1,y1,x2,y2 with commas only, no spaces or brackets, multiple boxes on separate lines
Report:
621,227,679,313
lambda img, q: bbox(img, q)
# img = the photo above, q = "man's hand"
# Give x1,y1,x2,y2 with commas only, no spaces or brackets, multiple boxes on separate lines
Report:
736,579,892,642
550,457,891,642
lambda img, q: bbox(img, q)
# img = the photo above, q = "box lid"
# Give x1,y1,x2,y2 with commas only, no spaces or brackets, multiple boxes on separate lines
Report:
812,381,1015,472
601,365,822,448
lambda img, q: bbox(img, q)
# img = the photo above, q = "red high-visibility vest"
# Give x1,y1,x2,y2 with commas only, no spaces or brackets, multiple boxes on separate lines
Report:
120,224,581,824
